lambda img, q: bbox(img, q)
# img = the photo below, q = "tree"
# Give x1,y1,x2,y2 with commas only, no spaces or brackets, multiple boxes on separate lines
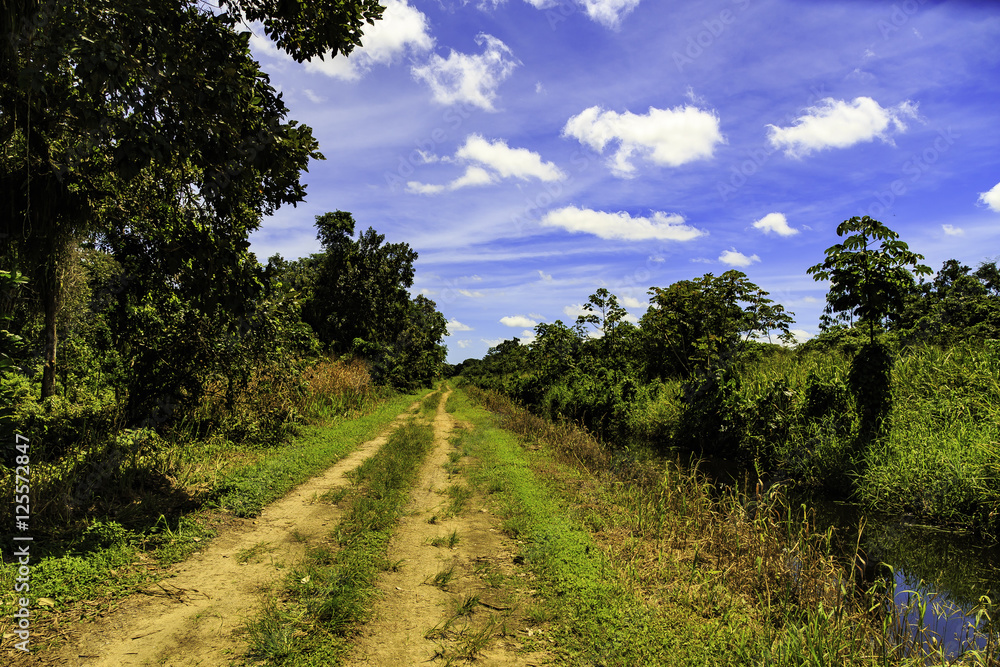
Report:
575,288,631,364
302,212,418,353
807,217,930,439
642,270,794,379
894,259,1000,345
806,216,931,344
1,0,383,398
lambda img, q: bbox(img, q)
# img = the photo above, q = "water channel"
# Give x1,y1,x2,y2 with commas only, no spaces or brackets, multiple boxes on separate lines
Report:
700,457,1000,660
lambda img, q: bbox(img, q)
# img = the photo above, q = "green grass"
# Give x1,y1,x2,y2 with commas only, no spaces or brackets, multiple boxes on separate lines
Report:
451,386,996,666
0,389,430,649
213,390,432,517
243,418,435,665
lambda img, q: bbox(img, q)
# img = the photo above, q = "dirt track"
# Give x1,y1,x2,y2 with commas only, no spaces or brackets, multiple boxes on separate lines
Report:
21,388,549,666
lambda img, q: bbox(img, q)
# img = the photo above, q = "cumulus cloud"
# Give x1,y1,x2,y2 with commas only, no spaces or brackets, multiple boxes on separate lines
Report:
752,212,799,237
563,304,589,319
456,135,565,182
408,134,565,194
456,340,471,349
411,33,519,110
541,206,706,241
563,105,724,177
767,97,919,158
447,318,473,332
719,248,761,267
942,224,964,236
622,295,643,308
979,181,1000,212
500,315,539,328
538,270,553,281
304,0,433,80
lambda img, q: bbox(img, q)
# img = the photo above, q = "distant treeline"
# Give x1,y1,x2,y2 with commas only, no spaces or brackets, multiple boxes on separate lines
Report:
457,218,1000,534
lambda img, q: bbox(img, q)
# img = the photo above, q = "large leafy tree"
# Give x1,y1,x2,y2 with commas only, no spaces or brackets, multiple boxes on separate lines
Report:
894,259,1000,346
1,0,383,398
302,211,418,354
642,270,794,379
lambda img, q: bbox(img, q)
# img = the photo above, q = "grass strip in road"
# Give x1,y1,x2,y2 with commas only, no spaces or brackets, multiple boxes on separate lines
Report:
214,389,431,518
446,389,742,665
0,388,429,656
244,418,435,666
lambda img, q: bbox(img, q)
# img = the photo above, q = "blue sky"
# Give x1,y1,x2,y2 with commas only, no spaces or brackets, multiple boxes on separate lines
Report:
246,0,1000,363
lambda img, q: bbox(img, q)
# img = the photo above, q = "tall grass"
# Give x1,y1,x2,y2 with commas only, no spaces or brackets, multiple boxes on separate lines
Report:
462,384,1000,665
0,356,380,531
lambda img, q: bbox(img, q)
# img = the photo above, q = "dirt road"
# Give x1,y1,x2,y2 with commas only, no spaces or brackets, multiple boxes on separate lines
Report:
23,387,548,666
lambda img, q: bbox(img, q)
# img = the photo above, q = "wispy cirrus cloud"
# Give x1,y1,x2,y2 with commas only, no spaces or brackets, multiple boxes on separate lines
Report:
407,134,565,194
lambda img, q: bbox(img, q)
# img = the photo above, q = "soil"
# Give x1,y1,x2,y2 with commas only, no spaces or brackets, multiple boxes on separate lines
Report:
10,388,552,666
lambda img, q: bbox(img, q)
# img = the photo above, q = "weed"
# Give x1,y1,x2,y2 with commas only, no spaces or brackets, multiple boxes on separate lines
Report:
429,565,456,589
455,593,480,616
236,541,274,564
430,530,460,548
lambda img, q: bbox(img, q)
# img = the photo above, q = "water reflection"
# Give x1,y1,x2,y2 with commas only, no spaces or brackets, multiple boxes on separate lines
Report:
813,501,1000,659
694,455,1000,659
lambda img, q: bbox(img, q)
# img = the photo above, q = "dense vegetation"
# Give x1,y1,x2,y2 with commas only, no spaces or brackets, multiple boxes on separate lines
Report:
459,218,1000,536
0,1,448,534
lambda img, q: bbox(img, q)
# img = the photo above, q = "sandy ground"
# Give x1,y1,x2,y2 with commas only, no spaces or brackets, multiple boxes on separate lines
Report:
11,388,551,666
345,388,549,667
16,402,420,667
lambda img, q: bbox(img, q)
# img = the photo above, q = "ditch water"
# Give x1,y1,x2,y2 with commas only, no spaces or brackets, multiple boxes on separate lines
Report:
699,457,1000,660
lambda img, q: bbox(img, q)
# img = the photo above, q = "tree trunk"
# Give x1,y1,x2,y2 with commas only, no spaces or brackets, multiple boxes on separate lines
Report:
40,257,63,399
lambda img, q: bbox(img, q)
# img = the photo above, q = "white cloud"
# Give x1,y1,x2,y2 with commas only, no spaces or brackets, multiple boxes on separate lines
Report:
447,318,473,332
459,289,486,298
541,206,706,242
580,0,642,28
302,89,325,103
500,315,538,328
622,295,643,308
456,135,566,182
767,97,919,158
409,134,565,194
411,33,519,111
942,224,965,236
538,270,553,281
304,0,434,80
788,329,813,345
563,105,724,177
405,181,447,195
719,248,761,267
978,182,1000,212
752,212,799,237
563,304,589,319
456,340,471,349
